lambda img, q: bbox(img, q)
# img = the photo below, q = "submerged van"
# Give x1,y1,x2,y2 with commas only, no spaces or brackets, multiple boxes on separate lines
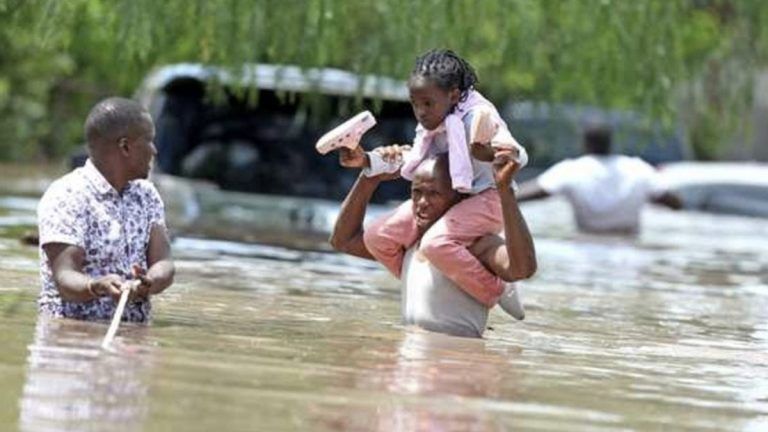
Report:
136,63,416,248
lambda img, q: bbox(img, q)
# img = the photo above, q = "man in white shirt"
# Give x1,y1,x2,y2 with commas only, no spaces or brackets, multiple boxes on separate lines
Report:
517,123,681,234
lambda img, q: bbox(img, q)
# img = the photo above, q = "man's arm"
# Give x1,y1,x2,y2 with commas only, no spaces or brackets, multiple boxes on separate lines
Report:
43,243,124,302
133,224,175,298
330,145,406,260
469,152,537,282
328,173,380,260
646,162,683,210
515,179,551,202
329,145,375,259
651,191,683,210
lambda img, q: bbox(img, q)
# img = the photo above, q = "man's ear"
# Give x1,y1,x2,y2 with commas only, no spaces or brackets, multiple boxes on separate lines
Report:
118,137,130,155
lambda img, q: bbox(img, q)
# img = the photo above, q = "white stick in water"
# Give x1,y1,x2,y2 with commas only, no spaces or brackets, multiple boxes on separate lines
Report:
101,281,135,349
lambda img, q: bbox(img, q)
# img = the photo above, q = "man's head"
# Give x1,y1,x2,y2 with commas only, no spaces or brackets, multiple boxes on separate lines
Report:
84,97,156,180
410,154,462,232
582,122,612,156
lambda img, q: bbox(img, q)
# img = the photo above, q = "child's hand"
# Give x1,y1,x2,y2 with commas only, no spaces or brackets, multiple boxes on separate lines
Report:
492,150,521,189
373,144,411,164
470,141,495,162
362,144,410,181
339,146,369,169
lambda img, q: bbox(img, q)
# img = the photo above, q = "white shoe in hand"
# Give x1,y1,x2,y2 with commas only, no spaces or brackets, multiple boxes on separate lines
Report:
498,283,525,320
315,111,376,155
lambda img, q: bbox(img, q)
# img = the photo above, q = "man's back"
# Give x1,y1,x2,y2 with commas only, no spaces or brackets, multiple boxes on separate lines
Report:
537,154,661,233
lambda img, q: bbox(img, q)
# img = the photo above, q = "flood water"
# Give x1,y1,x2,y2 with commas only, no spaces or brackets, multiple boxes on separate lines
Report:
1,188,767,431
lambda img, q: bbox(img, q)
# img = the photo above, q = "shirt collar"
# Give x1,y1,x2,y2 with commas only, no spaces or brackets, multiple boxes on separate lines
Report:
82,158,120,196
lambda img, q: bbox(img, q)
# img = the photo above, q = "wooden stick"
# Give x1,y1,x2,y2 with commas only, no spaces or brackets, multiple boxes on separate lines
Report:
101,284,132,349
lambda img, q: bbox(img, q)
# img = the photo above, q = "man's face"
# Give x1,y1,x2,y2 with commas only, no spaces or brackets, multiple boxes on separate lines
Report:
408,76,459,131
125,115,157,180
411,169,460,232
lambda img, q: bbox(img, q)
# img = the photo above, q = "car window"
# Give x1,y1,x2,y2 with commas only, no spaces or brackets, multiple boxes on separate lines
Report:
153,79,415,204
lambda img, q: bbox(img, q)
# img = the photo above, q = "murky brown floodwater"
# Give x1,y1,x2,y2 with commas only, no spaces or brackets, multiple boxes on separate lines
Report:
1,188,767,431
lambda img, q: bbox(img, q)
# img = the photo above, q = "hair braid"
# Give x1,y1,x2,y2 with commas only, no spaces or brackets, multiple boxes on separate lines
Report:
411,49,478,102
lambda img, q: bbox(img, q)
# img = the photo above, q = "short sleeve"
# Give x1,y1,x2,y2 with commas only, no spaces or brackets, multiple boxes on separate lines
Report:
37,182,87,248
536,160,576,194
143,183,167,230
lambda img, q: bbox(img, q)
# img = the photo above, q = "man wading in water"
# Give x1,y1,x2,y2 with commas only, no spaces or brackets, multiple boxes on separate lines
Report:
37,97,175,323
330,146,536,338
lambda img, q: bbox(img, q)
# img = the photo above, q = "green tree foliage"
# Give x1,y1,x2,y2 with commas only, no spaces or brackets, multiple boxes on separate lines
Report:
0,0,766,161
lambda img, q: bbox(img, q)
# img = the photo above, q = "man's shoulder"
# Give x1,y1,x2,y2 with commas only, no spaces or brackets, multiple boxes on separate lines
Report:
129,179,164,201
537,157,581,191
40,169,87,204
131,178,160,191
37,169,91,247
577,154,605,164
615,155,655,174
127,179,166,216
49,167,86,188
548,156,581,171
582,154,649,171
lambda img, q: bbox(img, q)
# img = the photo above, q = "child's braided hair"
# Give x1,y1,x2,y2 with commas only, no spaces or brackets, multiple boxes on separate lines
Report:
410,49,478,103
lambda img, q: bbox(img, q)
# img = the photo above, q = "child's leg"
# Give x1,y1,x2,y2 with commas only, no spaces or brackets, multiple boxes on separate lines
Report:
363,200,420,278
419,189,504,307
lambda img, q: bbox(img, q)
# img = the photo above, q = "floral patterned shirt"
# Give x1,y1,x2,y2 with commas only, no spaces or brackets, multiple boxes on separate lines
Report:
37,159,167,323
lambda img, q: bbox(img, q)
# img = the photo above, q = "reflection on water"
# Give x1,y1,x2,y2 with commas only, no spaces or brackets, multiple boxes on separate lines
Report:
311,330,508,431
19,318,153,432
1,195,768,430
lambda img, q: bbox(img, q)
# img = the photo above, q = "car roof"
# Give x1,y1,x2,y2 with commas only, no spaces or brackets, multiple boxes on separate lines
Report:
135,63,410,104
658,161,768,188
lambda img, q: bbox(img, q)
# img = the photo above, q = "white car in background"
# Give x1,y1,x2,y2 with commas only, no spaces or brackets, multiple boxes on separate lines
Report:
658,162,768,218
